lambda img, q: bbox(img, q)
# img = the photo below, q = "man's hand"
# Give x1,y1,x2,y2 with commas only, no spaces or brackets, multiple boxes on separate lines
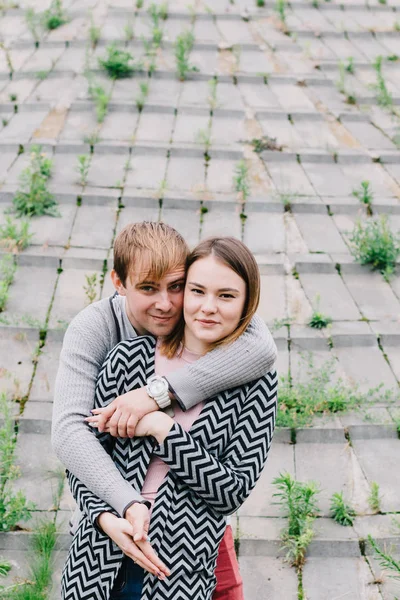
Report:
98,511,170,578
85,387,158,438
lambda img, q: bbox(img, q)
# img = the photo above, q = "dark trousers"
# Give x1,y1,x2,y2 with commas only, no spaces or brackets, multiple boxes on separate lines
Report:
110,557,145,600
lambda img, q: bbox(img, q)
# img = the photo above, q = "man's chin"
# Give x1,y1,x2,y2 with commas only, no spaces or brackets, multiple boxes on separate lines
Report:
146,318,179,336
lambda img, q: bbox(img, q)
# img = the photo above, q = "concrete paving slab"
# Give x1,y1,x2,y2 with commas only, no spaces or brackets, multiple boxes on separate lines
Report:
295,442,369,515
29,336,63,402
243,213,285,254
200,207,242,239
87,152,129,188
0,111,48,144
240,556,298,600
299,272,361,321
167,155,205,191
335,344,398,392
69,204,116,249
303,557,381,600
48,268,102,329
116,205,160,234
99,111,139,142
267,160,317,197
341,272,400,321
29,205,77,248
258,275,287,323
135,109,175,143
352,438,400,513
13,432,61,511
161,207,200,249
125,152,168,190
294,213,350,254
3,265,58,325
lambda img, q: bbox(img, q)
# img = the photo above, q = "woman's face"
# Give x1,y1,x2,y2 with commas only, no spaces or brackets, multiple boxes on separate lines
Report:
183,255,246,354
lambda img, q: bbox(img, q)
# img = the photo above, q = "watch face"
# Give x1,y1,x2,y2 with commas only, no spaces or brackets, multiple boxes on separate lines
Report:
149,378,168,396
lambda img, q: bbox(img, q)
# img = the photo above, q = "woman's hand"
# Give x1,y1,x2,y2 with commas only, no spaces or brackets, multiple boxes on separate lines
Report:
97,512,170,579
134,412,174,444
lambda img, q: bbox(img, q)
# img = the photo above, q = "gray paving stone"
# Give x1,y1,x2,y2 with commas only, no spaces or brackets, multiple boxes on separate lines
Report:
299,272,361,320
99,111,139,142
125,152,168,190
352,439,400,513
295,442,369,515
135,109,175,143
29,335,62,402
243,212,285,254
206,158,236,194
335,344,398,391
59,109,98,141
301,161,354,197
0,328,35,399
161,207,200,249
3,266,58,325
210,114,247,146
0,111,48,144
13,432,61,510
200,207,242,239
69,204,116,249
87,152,128,188
267,160,316,197
173,112,210,145
294,213,349,254
28,206,77,248
116,205,160,235
240,556,298,600
49,268,102,328
303,557,381,600
167,155,205,191
341,272,400,321
258,275,287,323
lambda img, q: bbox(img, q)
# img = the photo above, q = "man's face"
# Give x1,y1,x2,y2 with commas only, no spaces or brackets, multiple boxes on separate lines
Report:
112,266,186,336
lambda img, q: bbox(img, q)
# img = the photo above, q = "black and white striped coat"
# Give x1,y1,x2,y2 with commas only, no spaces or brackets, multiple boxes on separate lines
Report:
62,336,278,600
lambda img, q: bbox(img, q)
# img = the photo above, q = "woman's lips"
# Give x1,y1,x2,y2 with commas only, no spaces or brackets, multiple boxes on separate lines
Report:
196,319,219,326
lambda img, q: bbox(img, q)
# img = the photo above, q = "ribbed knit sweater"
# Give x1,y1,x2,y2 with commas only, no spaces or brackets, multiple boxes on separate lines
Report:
52,294,277,517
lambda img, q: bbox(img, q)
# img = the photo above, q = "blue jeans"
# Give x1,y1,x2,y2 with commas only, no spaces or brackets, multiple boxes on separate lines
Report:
110,557,144,600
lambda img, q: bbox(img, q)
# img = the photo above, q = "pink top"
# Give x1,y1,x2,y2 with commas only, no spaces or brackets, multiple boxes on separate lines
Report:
141,343,204,511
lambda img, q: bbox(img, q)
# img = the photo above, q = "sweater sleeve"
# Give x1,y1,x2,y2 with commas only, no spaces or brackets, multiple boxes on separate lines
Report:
51,303,147,516
154,371,278,515
166,314,277,411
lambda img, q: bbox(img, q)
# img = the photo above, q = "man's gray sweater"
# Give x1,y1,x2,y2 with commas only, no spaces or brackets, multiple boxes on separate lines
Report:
52,294,277,517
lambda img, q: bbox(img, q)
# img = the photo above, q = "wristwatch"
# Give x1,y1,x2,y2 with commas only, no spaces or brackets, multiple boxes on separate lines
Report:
146,375,171,410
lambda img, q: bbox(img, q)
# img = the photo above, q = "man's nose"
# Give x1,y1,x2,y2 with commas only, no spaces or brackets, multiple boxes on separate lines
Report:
155,291,172,312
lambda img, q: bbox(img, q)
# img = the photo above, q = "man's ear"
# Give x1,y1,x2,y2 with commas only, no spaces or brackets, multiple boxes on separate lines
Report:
111,269,126,296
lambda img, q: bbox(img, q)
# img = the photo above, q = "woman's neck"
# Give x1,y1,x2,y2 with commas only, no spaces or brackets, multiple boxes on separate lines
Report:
182,328,211,356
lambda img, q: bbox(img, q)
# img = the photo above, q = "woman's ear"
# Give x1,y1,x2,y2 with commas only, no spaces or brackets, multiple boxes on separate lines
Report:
111,269,126,296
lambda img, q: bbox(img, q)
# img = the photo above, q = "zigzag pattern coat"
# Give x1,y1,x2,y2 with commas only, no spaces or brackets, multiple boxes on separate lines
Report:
62,336,278,600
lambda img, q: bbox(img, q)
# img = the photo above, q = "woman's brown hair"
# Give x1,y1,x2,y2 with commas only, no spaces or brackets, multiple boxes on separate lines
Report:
162,237,260,358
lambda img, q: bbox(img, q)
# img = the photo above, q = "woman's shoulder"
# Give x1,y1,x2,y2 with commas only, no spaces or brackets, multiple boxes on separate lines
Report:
107,335,157,363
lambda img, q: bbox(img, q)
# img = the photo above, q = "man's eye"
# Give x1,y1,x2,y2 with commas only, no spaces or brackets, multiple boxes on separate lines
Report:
170,283,184,292
141,286,155,292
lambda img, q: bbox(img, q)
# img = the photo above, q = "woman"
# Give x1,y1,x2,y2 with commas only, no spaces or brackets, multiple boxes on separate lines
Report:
62,237,278,600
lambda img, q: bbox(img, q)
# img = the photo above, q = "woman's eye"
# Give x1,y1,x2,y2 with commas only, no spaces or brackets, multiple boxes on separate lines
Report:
221,294,234,299
191,288,203,294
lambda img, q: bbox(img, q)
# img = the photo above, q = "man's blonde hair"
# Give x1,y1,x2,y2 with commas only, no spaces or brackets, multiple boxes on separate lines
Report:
113,222,189,285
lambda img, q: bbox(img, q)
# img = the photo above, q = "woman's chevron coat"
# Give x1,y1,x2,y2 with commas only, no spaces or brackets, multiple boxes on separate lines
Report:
62,336,278,600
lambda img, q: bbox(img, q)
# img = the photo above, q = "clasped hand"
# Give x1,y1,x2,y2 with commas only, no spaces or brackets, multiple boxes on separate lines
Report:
98,503,170,579
85,387,174,442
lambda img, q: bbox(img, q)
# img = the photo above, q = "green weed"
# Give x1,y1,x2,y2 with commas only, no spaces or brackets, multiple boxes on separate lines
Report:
0,216,32,253
250,135,283,153
277,354,395,429
0,42,14,76
174,30,198,81
42,0,68,30
99,44,137,78
84,273,98,304
368,535,400,579
135,82,149,112
0,393,35,531
273,472,319,568
349,215,400,281
12,146,58,218
256,0,266,6
308,310,332,330
345,56,355,73
9,94,17,103
124,21,134,42
373,55,393,108
89,16,101,48
330,492,356,526
136,0,144,6
25,8,41,46
352,180,373,208
76,155,90,186
207,78,218,111
88,81,110,123
0,255,16,311
368,481,381,513
196,127,212,152
234,160,250,203
83,130,100,150
275,0,287,25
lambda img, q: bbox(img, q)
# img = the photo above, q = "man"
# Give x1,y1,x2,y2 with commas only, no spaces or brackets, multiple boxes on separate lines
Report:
52,221,277,583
